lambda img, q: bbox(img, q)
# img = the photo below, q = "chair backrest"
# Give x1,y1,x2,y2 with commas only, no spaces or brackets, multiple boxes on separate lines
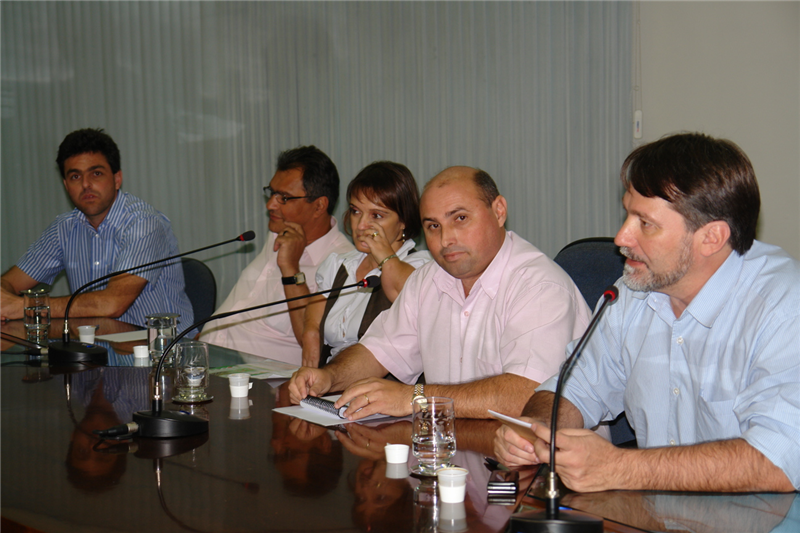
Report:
554,237,625,309
181,258,217,323
554,237,636,446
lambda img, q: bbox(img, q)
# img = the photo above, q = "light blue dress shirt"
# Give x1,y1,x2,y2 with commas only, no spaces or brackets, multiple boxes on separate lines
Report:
538,240,800,489
17,191,194,331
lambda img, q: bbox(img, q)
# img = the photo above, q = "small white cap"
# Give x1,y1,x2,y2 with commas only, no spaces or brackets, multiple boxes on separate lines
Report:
133,345,149,359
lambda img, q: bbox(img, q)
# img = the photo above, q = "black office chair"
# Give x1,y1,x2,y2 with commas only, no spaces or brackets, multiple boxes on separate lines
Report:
181,258,217,324
554,237,625,308
554,237,636,447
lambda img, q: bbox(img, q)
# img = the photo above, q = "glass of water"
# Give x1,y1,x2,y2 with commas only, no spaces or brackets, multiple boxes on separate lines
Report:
145,312,180,365
173,340,211,403
22,288,50,345
412,396,456,475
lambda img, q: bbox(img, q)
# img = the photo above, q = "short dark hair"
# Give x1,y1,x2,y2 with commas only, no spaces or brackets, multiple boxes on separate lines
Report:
344,161,422,240
621,132,760,255
472,169,500,206
276,145,339,215
56,128,121,178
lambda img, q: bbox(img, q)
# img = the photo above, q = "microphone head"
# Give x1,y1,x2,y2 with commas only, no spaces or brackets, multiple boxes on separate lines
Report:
239,230,256,242
361,276,381,288
603,285,619,302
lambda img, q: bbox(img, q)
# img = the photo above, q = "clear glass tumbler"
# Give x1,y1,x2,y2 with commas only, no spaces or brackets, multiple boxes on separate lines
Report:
411,396,456,475
173,340,211,403
22,288,50,344
145,312,180,365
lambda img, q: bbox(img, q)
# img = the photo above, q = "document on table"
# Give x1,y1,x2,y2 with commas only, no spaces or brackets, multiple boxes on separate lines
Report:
273,394,395,427
210,360,299,380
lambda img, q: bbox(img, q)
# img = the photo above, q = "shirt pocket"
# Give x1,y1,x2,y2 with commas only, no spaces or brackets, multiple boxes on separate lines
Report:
696,396,740,442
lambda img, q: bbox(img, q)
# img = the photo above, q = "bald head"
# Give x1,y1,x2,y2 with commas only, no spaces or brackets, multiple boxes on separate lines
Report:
420,166,507,296
424,166,500,207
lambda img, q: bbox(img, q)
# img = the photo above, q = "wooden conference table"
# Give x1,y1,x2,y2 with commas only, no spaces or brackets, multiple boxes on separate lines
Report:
2,318,799,533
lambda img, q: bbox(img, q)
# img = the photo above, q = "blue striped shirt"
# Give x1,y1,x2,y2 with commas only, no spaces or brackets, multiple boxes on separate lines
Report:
539,241,800,489
17,191,194,331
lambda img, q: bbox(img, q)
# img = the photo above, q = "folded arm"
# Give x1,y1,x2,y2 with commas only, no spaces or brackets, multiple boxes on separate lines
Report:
2,266,146,320
2,266,37,320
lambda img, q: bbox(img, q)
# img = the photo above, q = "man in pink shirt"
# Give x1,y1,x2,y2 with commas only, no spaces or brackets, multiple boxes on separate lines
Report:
288,167,590,419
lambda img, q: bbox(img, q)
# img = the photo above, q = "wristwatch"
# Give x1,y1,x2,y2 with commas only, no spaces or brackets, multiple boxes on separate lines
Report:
411,383,425,405
281,272,306,285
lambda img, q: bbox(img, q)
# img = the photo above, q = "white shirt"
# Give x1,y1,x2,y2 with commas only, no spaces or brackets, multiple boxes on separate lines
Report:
315,239,432,357
200,218,353,364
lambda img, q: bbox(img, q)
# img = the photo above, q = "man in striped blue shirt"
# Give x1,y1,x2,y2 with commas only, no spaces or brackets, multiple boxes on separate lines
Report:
1,128,193,330
495,133,800,493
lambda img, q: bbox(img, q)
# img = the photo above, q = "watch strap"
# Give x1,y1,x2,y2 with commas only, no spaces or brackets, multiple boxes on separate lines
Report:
411,383,425,405
281,272,306,285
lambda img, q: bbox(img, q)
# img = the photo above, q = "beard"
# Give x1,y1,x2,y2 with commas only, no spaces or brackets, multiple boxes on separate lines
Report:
619,238,693,293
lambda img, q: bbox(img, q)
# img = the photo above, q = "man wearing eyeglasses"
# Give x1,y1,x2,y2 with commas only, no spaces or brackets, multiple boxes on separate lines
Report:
200,146,353,364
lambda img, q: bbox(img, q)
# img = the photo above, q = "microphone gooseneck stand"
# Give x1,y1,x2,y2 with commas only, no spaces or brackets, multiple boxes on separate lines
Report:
129,276,382,439
49,231,255,366
510,286,619,533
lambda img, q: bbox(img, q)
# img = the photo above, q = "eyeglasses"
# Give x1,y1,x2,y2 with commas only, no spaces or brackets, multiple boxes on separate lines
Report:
263,186,314,205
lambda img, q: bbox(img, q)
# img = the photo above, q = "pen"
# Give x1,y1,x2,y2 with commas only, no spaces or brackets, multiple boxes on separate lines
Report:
484,456,510,471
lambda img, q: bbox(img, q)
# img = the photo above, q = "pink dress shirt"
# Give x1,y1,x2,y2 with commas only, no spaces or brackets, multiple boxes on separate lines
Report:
359,231,591,385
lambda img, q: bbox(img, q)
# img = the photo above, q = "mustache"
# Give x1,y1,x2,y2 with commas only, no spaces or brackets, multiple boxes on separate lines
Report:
619,247,646,264
439,246,469,256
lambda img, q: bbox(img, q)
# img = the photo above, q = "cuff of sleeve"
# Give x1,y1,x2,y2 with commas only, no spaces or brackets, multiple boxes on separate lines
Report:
743,427,800,490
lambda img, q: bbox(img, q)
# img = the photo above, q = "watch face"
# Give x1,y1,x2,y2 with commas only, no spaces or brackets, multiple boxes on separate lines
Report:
295,272,306,284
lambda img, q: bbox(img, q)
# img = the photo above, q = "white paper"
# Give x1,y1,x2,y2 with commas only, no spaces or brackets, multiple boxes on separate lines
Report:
273,394,395,427
210,361,299,380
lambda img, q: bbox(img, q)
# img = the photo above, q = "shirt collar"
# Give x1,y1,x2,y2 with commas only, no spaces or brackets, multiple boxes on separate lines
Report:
683,249,743,327
302,217,344,264
75,190,126,232
432,230,510,301
646,249,744,328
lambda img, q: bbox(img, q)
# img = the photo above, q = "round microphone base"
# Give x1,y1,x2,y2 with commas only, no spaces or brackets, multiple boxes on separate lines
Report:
133,432,209,459
133,409,209,439
509,509,603,533
48,341,108,366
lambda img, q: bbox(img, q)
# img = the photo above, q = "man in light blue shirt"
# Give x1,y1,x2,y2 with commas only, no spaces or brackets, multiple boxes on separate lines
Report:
1,128,193,330
495,133,800,493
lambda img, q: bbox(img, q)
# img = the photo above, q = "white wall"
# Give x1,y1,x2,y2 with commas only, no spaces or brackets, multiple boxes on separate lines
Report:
639,1,800,258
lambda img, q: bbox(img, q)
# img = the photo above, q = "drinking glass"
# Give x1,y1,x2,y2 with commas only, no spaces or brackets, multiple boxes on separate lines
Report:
146,313,180,365
173,340,211,403
411,396,456,475
22,288,50,344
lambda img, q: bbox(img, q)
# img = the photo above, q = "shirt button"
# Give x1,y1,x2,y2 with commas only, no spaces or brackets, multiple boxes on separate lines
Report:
673,387,680,396
464,311,469,317
670,439,676,446
94,261,100,266
676,337,684,345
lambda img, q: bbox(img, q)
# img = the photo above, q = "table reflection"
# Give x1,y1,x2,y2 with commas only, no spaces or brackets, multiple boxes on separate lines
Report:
522,467,800,533
271,392,533,533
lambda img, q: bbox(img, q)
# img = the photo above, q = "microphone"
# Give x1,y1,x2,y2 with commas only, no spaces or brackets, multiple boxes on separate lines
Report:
131,276,381,439
48,231,255,366
511,285,619,533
